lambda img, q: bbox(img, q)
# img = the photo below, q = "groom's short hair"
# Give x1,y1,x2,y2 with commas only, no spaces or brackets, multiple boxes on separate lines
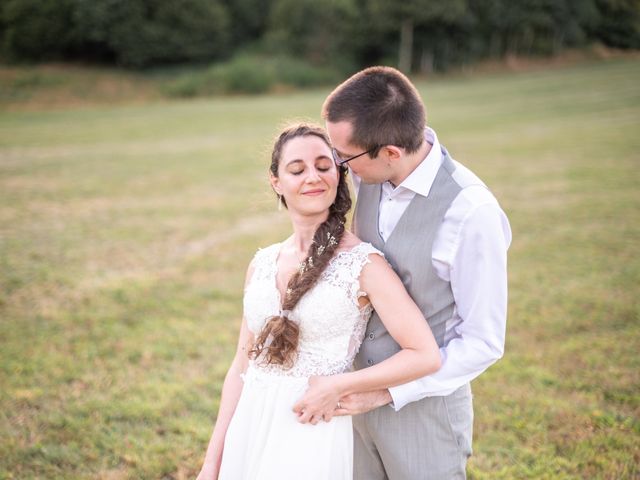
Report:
322,66,425,154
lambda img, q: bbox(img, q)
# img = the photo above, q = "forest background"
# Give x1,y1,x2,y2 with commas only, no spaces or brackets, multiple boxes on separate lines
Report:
1,0,639,95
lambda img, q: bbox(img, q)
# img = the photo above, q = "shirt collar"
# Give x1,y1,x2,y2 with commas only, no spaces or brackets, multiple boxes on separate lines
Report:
384,127,442,198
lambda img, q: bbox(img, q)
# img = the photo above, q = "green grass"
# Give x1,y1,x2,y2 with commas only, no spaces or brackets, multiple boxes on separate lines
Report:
1,57,639,479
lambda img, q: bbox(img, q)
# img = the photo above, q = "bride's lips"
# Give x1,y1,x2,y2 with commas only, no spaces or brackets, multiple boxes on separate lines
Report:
302,189,326,196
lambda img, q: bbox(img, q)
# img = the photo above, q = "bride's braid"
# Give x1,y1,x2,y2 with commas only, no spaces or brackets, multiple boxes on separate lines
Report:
249,123,352,368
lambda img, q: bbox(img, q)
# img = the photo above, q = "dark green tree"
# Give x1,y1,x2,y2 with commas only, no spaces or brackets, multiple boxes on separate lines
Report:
1,0,78,61
264,0,359,68
593,0,640,48
73,0,231,67
222,0,271,48
363,0,470,72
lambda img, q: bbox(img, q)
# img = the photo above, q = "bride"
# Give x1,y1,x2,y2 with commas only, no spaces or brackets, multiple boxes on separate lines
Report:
196,123,441,480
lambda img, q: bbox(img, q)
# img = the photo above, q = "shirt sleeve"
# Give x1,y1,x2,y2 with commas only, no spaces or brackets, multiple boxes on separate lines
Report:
388,199,512,410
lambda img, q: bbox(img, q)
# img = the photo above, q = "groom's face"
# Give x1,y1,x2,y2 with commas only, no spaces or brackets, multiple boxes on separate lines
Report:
326,120,389,184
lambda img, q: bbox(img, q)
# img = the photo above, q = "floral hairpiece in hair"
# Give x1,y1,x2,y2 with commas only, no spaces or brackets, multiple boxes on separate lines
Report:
327,232,338,247
298,255,316,274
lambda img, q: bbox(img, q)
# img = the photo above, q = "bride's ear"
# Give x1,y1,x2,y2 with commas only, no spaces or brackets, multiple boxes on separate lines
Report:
269,174,282,195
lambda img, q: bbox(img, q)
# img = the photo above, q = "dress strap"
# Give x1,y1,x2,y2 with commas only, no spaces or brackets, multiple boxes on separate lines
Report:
322,242,384,304
247,243,280,285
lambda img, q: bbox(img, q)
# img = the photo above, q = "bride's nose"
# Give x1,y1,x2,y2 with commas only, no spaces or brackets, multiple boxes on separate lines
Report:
305,167,321,183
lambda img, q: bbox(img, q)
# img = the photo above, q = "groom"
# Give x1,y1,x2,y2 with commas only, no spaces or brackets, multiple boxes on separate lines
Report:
301,66,511,479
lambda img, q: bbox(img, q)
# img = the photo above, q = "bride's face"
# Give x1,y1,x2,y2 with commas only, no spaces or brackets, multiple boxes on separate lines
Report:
270,135,340,217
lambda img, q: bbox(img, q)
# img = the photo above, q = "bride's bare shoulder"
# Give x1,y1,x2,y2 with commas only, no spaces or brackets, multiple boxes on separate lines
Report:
337,231,364,251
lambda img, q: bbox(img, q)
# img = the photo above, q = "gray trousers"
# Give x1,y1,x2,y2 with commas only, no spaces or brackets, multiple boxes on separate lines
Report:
353,383,473,480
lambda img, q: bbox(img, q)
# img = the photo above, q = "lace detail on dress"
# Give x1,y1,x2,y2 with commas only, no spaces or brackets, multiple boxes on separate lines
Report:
243,242,383,378
247,244,280,287
321,242,382,307
320,242,381,367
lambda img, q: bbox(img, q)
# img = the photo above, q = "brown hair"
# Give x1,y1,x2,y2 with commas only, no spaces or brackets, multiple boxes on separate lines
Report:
249,123,352,368
322,66,425,155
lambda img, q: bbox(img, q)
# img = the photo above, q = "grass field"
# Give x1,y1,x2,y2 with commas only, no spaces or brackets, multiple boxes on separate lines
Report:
1,58,639,479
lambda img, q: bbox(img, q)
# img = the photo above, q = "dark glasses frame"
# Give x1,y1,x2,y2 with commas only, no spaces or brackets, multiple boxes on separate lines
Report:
331,146,379,166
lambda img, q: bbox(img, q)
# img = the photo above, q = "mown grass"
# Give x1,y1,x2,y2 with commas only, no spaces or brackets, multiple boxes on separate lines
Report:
1,58,639,479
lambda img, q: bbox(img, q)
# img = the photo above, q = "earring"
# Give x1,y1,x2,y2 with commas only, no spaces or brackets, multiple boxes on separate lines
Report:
278,194,283,211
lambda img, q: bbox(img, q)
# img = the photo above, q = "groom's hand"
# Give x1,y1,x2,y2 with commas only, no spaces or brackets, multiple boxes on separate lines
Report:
333,390,393,416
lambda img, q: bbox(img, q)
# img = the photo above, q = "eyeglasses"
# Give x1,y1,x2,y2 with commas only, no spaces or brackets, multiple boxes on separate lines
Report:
331,146,378,166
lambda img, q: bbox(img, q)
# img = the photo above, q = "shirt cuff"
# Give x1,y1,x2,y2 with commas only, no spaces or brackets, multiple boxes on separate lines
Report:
388,381,420,411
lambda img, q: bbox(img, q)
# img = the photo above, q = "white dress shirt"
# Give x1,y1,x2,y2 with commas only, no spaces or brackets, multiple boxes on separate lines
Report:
351,127,512,411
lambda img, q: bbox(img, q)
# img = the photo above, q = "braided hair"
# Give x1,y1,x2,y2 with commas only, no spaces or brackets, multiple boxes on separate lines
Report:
249,123,352,368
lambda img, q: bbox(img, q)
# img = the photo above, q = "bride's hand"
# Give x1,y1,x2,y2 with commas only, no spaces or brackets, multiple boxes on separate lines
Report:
292,375,345,424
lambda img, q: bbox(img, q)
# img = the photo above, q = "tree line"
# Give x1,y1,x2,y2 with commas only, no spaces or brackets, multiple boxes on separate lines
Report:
1,0,638,72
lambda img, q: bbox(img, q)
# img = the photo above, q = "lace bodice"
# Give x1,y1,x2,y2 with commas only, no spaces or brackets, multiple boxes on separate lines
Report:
243,242,382,377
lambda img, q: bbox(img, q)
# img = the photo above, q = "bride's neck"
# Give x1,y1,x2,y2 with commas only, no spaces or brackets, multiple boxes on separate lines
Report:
288,210,328,256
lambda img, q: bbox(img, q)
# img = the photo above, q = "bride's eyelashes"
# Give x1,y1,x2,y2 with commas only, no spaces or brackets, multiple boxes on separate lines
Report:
289,166,332,176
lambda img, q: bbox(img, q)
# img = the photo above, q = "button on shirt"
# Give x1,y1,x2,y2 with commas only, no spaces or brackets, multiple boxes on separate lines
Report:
351,127,512,411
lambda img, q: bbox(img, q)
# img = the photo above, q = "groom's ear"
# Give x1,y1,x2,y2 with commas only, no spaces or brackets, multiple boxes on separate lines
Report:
381,145,403,163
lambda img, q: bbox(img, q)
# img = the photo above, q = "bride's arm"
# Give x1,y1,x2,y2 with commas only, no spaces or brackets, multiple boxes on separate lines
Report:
293,254,441,423
196,265,255,480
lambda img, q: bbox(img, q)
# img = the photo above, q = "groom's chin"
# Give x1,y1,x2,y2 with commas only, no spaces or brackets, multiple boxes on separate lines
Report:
360,177,382,185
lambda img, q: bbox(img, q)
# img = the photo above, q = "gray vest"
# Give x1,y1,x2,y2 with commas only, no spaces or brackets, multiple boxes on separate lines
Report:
353,147,481,369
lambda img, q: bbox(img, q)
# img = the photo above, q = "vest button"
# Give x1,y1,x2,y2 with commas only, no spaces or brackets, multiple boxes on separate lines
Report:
369,333,375,340
367,359,374,365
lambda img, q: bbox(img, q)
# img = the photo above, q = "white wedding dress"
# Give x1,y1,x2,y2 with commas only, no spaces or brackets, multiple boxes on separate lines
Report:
218,242,382,480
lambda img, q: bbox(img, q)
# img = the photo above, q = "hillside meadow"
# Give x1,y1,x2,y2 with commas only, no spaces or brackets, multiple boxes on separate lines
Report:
1,58,639,478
